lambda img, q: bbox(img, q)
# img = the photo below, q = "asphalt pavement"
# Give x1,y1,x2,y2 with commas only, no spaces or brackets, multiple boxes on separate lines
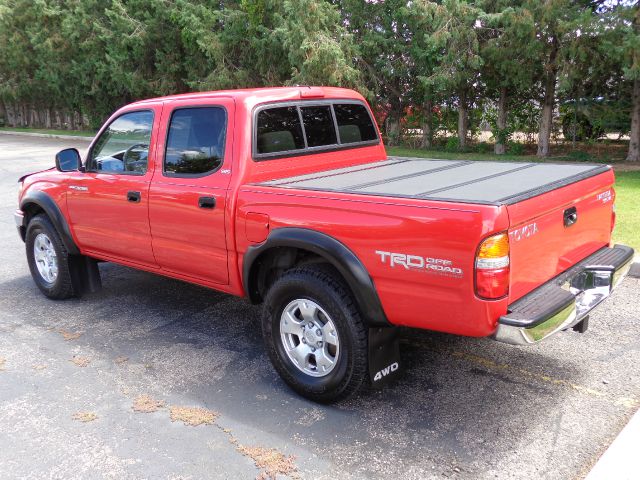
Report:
0,134,638,480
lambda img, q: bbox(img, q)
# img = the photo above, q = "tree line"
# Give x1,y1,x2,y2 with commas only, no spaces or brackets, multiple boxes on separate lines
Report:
0,0,638,160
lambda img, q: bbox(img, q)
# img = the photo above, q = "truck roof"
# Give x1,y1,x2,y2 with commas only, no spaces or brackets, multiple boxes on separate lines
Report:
130,86,365,110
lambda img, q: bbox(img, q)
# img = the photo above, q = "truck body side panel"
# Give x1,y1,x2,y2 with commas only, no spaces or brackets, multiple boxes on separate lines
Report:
236,187,510,337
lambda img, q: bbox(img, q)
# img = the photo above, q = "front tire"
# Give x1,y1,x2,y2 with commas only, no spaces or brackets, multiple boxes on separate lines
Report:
26,214,75,299
262,266,368,403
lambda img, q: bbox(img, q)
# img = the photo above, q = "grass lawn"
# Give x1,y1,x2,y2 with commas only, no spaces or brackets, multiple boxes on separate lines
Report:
0,127,95,137
612,171,640,252
388,146,639,253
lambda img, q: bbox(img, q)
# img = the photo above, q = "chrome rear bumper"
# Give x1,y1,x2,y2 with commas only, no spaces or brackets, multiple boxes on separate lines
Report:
493,244,634,345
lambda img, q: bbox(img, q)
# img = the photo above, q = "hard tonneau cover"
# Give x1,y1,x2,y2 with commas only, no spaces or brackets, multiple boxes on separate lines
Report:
258,157,610,205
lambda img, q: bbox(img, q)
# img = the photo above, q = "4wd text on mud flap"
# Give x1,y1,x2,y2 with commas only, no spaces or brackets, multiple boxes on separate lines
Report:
373,362,399,382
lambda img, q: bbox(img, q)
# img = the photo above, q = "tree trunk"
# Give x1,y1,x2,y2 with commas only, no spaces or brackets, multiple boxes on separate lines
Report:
495,87,508,155
30,106,38,127
627,78,640,162
20,103,27,127
6,103,15,126
458,89,468,149
537,36,559,158
421,98,433,149
386,100,402,147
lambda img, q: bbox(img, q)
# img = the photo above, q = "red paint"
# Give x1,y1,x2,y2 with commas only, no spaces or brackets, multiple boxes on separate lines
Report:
17,87,616,338
245,212,270,243
506,172,614,301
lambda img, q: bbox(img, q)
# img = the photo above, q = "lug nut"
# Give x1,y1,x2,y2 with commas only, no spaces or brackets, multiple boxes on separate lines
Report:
316,341,323,347
311,347,316,352
316,329,322,336
301,338,307,344
307,323,313,329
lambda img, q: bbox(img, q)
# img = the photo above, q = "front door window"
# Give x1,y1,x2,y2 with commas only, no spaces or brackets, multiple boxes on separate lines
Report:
88,110,154,174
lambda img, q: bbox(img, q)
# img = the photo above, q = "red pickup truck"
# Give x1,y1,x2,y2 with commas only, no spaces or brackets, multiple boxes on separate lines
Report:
15,86,634,402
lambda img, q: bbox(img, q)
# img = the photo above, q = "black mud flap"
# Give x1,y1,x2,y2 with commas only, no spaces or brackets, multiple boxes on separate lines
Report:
69,256,102,295
368,327,401,388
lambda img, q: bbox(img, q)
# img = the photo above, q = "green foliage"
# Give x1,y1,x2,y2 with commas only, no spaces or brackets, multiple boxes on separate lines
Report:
444,136,461,152
492,127,512,146
476,142,491,154
507,142,525,155
0,0,358,126
567,150,592,162
0,0,634,158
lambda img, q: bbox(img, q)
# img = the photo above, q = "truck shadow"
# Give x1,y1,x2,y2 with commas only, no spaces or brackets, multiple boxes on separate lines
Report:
2,262,610,475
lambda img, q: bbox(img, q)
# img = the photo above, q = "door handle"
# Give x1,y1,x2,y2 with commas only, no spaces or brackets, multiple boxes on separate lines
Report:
127,191,141,203
198,196,216,209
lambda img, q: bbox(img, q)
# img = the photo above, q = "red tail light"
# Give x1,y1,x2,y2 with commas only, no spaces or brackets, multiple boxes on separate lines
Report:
611,204,616,233
611,187,617,234
475,233,510,299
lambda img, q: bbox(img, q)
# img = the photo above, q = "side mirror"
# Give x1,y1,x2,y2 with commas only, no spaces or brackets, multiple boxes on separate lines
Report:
55,148,82,172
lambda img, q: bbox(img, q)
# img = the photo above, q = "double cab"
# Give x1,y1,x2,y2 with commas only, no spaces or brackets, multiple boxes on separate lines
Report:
15,86,634,402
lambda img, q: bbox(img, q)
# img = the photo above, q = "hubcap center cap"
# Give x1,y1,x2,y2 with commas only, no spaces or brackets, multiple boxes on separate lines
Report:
304,327,320,344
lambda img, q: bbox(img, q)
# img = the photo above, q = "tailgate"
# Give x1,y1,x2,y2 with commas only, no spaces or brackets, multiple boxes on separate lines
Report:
506,168,616,302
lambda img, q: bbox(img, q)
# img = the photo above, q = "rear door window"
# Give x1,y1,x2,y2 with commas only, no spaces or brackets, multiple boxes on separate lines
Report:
256,107,305,154
164,107,226,176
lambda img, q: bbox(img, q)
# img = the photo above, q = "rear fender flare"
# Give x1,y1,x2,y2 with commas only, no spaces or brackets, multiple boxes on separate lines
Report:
243,227,390,327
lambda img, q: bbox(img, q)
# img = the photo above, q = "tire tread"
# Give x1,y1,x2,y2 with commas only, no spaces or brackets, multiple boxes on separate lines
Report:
262,265,368,403
26,214,75,299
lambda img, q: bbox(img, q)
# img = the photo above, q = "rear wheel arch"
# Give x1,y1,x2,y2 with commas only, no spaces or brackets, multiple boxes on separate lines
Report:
243,228,390,327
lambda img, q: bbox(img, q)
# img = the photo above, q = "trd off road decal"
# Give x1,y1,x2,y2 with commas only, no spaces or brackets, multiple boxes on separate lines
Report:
375,251,463,277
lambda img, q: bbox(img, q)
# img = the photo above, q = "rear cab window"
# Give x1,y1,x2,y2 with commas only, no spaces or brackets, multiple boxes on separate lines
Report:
256,107,305,154
333,104,377,144
253,100,378,160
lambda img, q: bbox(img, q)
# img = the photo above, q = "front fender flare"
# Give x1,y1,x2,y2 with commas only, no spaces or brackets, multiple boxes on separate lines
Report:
20,190,80,255
243,227,390,327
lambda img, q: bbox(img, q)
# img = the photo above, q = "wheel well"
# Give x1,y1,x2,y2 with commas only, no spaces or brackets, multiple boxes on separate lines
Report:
243,228,390,327
22,202,46,225
247,247,346,304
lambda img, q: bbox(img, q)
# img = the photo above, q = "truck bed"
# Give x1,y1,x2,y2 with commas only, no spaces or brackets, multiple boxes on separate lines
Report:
258,156,610,205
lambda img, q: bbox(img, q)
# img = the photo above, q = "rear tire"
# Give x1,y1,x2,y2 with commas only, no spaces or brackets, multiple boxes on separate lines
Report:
262,266,368,403
25,214,75,299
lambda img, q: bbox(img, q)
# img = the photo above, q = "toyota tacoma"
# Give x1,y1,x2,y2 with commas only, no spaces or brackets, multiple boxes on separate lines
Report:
15,86,634,402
